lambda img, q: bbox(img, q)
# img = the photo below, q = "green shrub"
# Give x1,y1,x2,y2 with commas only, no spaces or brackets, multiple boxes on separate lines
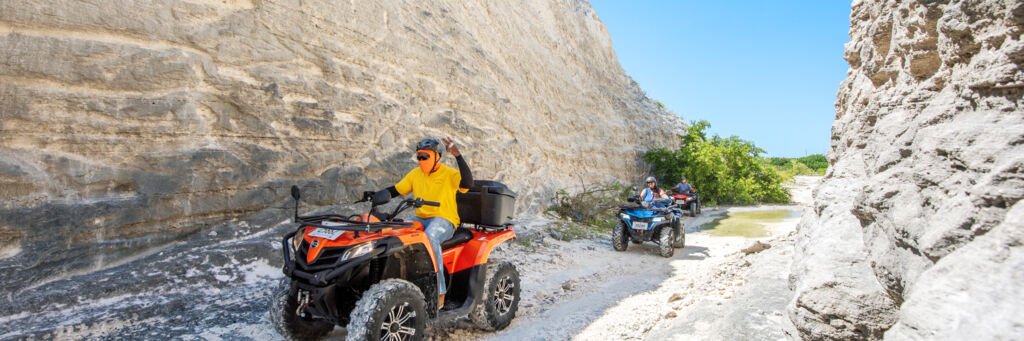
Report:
773,159,816,180
797,154,829,173
767,157,790,167
765,154,828,179
644,120,790,206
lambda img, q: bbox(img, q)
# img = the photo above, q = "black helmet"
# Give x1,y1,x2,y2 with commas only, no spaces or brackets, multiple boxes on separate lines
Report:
415,138,443,156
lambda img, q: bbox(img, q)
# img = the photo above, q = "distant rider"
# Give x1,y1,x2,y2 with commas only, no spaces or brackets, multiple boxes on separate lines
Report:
639,176,668,207
673,176,698,201
376,137,473,307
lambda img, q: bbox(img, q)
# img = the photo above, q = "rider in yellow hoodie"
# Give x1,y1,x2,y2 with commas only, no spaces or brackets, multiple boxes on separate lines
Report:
376,137,472,305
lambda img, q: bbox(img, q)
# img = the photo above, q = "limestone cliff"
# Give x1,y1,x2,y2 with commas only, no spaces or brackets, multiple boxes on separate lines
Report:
0,0,683,294
788,0,1023,339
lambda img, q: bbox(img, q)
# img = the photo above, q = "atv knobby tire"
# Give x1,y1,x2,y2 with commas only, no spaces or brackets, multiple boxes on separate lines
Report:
345,279,427,341
672,224,686,249
689,203,697,217
271,280,334,341
658,227,675,258
470,261,521,331
612,220,629,251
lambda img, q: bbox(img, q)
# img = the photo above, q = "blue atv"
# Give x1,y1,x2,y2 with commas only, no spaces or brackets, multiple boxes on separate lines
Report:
612,197,685,257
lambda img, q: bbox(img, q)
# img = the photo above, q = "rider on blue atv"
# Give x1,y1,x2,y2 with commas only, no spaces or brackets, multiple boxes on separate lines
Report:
612,176,685,257
639,176,669,208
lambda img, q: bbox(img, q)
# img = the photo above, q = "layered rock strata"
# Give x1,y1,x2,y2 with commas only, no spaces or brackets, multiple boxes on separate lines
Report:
0,0,683,294
788,0,1024,339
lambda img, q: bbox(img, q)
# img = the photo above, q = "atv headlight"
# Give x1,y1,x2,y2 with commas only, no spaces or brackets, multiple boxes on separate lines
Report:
652,217,664,222
620,214,629,219
341,242,374,261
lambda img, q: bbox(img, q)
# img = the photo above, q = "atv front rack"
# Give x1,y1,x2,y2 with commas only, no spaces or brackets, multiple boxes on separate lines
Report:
618,205,676,212
296,214,416,232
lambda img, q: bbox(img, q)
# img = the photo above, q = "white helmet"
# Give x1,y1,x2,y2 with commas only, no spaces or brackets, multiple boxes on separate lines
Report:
646,176,656,183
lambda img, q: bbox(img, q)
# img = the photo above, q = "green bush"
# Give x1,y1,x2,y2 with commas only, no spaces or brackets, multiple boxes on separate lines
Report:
797,154,829,172
765,154,828,178
644,120,790,206
773,159,815,179
767,157,790,167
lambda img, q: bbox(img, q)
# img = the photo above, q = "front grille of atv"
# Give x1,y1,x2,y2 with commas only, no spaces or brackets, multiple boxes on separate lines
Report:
296,242,350,271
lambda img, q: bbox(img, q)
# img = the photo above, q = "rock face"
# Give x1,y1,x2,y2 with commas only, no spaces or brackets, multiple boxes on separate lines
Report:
788,0,1024,339
0,1,683,294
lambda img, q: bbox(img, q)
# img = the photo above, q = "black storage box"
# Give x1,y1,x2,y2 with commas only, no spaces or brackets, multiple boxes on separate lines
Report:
457,180,516,226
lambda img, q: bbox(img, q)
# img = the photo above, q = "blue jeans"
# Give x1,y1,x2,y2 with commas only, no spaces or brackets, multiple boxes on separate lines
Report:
406,216,455,295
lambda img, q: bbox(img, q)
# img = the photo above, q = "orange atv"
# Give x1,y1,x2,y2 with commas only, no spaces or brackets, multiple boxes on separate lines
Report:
272,182,520,341
671,190,701,217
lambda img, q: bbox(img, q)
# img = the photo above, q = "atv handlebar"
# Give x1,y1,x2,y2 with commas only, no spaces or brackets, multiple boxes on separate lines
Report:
297,215,416,232
294,194,440,232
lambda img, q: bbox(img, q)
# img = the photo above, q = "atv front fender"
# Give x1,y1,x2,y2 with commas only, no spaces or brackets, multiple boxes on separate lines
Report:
454,229,515,273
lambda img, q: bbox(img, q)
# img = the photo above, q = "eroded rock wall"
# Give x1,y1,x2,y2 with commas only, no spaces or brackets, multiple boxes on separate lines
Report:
788,0,1023,339
0,0,683,293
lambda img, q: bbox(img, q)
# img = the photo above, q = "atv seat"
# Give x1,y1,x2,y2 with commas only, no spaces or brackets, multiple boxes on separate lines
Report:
441,228,475,250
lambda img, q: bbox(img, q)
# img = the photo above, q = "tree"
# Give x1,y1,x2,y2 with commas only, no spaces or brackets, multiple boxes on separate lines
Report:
644,120,789,205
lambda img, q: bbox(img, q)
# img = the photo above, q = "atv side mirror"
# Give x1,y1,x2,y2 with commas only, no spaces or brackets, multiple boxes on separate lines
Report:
627,196,637,203
372,189,392,206
290,185,301,222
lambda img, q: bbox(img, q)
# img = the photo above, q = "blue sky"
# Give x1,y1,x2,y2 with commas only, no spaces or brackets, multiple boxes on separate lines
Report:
589,1,852,157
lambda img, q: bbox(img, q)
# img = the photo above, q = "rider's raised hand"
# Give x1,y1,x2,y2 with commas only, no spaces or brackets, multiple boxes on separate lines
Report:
442,136,461,157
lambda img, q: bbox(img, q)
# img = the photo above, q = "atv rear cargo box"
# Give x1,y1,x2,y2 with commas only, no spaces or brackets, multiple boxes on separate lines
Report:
457,180,516,226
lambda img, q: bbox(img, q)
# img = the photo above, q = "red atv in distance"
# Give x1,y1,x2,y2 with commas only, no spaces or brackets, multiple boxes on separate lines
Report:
272,181,521,341
671,190,701,217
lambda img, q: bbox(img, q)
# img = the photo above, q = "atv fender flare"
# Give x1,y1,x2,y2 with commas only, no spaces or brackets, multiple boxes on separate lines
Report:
454,230,516,311
454,229,516,273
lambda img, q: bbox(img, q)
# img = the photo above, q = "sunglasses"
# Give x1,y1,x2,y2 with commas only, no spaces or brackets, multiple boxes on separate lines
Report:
416,154,431,161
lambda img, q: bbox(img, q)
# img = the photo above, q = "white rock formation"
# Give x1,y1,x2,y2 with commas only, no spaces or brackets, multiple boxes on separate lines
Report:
788,0,1024,339
0,0,683,293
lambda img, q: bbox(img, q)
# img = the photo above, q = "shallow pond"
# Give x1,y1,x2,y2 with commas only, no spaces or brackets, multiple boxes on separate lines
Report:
704,210,801,238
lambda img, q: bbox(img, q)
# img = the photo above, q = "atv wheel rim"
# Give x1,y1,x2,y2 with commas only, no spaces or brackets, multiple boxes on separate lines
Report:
494,275,515,315
380,302,416,341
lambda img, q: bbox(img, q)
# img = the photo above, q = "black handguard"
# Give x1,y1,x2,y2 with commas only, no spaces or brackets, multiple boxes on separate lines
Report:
372,189,393,205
